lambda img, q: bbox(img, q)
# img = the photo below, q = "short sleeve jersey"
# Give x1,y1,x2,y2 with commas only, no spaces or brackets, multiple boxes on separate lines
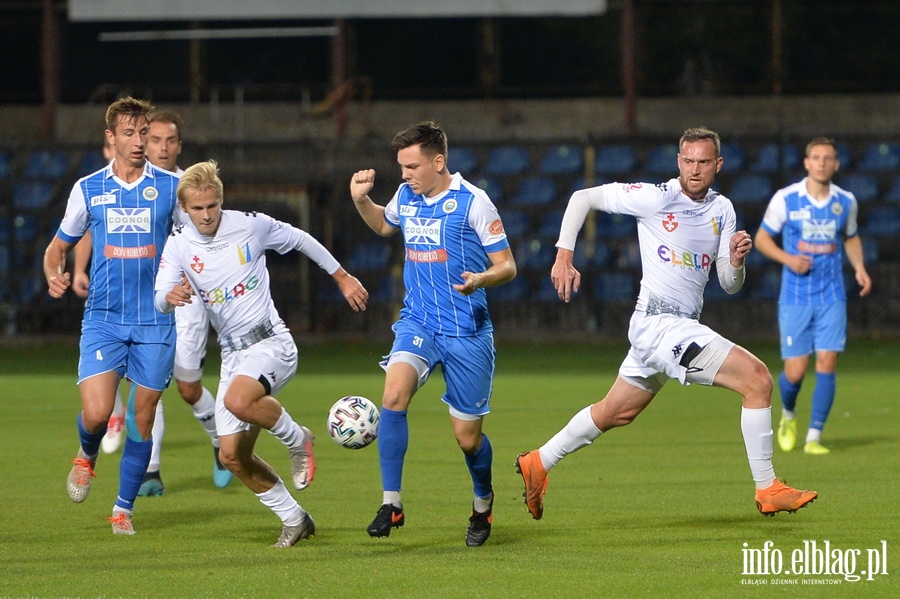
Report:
156,210,339,342
596,178,737,318
383,172,509,336
760,178,858,305
57,161,179,326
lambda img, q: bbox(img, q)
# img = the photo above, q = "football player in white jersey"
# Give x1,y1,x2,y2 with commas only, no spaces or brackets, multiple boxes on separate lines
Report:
516,127,818,520
350,122,517,547
155,160,368,547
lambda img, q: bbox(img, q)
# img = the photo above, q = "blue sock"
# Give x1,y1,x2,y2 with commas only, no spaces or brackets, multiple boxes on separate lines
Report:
77,413,106,458
378,407,408,493
116,436,153,512
464,434,493,499
778,371,802,412
809,372,836,432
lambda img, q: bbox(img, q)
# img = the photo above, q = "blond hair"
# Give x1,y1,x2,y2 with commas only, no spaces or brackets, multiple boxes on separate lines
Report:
177,160,223,206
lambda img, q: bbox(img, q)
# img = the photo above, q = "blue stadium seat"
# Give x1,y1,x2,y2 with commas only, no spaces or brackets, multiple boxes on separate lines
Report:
839,173,878,203
594,144,638,176
13,182,55,210
573,241,611,268
750,143,801,173
13,214,40,243
729,174,773,204
0,150,10,178
344,242,390,271
510,176,557,206
500,209,529,238
77,150,108,177
749,268,781,300
596,212,635,238
484,145,530,176
592,272,636,301
860,206,900,237
704,275,744,300
539,144,583,175
842,238,879,267
884,176,900,203
451,147,478,175
857,142,900,172
515,237,554,270
719,142,745,173
535,209,564,238
23,150,69,179
487,275,530,303
534,276,562,302
470,177,503,202
835,142,852,169
569,175,611,194
644,144,679,175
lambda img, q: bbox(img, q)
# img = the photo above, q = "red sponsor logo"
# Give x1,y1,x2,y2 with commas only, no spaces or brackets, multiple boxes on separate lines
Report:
103,244,156,259
489,218,504,235
407,248,448,263
797,241,837,255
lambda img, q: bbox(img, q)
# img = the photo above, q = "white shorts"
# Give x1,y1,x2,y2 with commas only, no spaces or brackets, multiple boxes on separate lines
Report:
173,298,210,382
215,332,298,437
620,312,734,390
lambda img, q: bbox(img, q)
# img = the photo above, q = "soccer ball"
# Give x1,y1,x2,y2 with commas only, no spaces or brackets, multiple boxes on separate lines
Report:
326,395,379,449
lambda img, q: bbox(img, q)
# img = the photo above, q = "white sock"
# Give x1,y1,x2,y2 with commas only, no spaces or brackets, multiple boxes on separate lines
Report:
781,409,795,420
473,492,493,513
256,478,305,526
741,407,776,489
539,405,601,471
191,387,219,444
383,491,402,508
148,400,164,472
806,428,821,443
268,409,302,448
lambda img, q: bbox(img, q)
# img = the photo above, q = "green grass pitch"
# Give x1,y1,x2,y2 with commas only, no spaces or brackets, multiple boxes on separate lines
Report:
1,338,896,597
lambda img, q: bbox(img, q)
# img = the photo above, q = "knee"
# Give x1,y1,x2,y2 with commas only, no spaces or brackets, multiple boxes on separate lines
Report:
176,379,202,404
745,360,774,407
224,394,253,421
217,446,244,474
456,432,481,455
381,389,412,412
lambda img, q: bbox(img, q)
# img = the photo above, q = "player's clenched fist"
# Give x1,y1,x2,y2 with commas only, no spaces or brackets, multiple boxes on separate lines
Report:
350,169,376,202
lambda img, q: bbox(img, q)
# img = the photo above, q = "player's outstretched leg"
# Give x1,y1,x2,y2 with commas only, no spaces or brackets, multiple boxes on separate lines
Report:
272,513,316,548
288,426,316,491
367,504,405,537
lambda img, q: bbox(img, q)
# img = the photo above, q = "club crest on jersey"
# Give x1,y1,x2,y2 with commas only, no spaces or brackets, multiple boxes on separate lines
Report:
190,255,205,274
237,242,252,265
142,186,158,201
831,202,843,215
442,199,458,214
663,213,678,232
90,193,117,207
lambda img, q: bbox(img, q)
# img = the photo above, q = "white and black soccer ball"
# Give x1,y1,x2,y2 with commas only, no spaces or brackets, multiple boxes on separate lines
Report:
326,395,379,449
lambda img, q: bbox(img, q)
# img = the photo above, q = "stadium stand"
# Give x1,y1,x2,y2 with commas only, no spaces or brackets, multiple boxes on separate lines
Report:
729,174,773,204
839,173,878,203
484,145,530,176
22,150,69,180
857,142,900,172
593,144,638,176
510,176,557,207
539,144,583,175
644,144,679,174
719,142,746,173
750,143,801,173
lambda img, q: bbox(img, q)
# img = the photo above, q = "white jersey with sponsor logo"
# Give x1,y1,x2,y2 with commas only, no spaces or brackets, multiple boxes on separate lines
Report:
155,210,340,343
384,172,510,336
567,178,737,318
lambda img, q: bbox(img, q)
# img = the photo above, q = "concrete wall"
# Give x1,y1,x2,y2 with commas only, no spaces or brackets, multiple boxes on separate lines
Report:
2,93,899,144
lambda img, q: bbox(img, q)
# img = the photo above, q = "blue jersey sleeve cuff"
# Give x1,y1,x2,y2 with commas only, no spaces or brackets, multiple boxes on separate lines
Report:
484,239,510,253
57,229,83,244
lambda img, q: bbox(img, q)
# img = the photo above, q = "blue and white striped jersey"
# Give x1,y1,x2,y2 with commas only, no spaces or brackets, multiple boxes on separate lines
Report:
384,172,509,336
760,178,859,305
57,161,180,325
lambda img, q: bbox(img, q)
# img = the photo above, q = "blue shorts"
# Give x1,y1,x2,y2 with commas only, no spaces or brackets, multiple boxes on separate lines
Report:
79,320,175,391
387,319,495,417
778,302,846,358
